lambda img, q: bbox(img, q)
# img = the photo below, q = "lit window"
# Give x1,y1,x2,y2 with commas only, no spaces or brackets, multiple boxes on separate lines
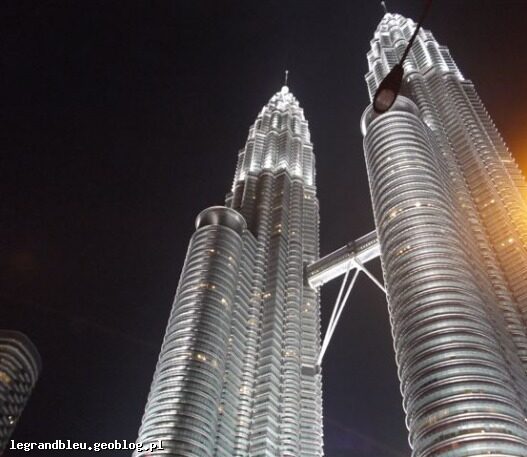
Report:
0,371,11,385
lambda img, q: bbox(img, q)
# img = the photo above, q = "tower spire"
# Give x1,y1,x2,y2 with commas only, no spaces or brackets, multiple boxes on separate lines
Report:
284,69,289,87
381,1,388,14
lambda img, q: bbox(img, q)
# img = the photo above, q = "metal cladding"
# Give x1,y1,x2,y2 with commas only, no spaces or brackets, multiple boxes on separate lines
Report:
135,85,322,456
195,207,247,235
0,330,41,452
363,12,527,457
135,213,251,455
227,85,322,457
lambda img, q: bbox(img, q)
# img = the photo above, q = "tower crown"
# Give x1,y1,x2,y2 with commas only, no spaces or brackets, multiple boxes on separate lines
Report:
365,11,463,100
262,85,304,118
231,85,314,187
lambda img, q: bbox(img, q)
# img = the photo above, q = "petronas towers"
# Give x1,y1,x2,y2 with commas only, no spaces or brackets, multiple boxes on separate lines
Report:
135,86,322,456
363,12,527,457
134,9,527,457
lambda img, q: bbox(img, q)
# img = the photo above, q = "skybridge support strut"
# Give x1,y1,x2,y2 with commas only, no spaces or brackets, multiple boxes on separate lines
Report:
306,230,385,366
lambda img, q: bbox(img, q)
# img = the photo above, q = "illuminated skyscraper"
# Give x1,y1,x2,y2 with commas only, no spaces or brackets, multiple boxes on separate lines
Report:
135,85,323,457
0,330,41,453
361,12,527,457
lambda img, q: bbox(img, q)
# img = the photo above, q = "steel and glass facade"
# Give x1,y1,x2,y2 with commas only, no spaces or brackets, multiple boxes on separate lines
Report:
0,330,41,453
362,12,527,457
135,86,323,457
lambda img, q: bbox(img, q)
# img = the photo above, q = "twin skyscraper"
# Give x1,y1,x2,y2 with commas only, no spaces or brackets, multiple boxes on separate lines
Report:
134,11,527,457
135,83,322,457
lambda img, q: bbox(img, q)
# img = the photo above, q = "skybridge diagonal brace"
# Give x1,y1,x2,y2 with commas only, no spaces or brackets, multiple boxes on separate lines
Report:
317,267,360,366
309,231,387,367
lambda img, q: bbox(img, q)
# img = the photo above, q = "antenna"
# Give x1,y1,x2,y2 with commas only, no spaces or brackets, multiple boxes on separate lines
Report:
284,69,289,86
381,1,388,14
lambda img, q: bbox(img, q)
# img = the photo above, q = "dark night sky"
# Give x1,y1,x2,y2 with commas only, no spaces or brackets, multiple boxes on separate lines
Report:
2,1,527,456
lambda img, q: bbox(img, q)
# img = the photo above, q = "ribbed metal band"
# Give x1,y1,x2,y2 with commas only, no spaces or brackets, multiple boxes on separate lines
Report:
0,331,41,453
135,85,323,457
363,98,527,457
135,219,248,456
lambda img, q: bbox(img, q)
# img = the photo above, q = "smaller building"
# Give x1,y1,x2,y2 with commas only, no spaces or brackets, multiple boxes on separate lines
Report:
0,330,41,453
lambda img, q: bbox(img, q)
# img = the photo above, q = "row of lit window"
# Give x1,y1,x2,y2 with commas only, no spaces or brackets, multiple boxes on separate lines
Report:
205,249,235,263
389,202,435,219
